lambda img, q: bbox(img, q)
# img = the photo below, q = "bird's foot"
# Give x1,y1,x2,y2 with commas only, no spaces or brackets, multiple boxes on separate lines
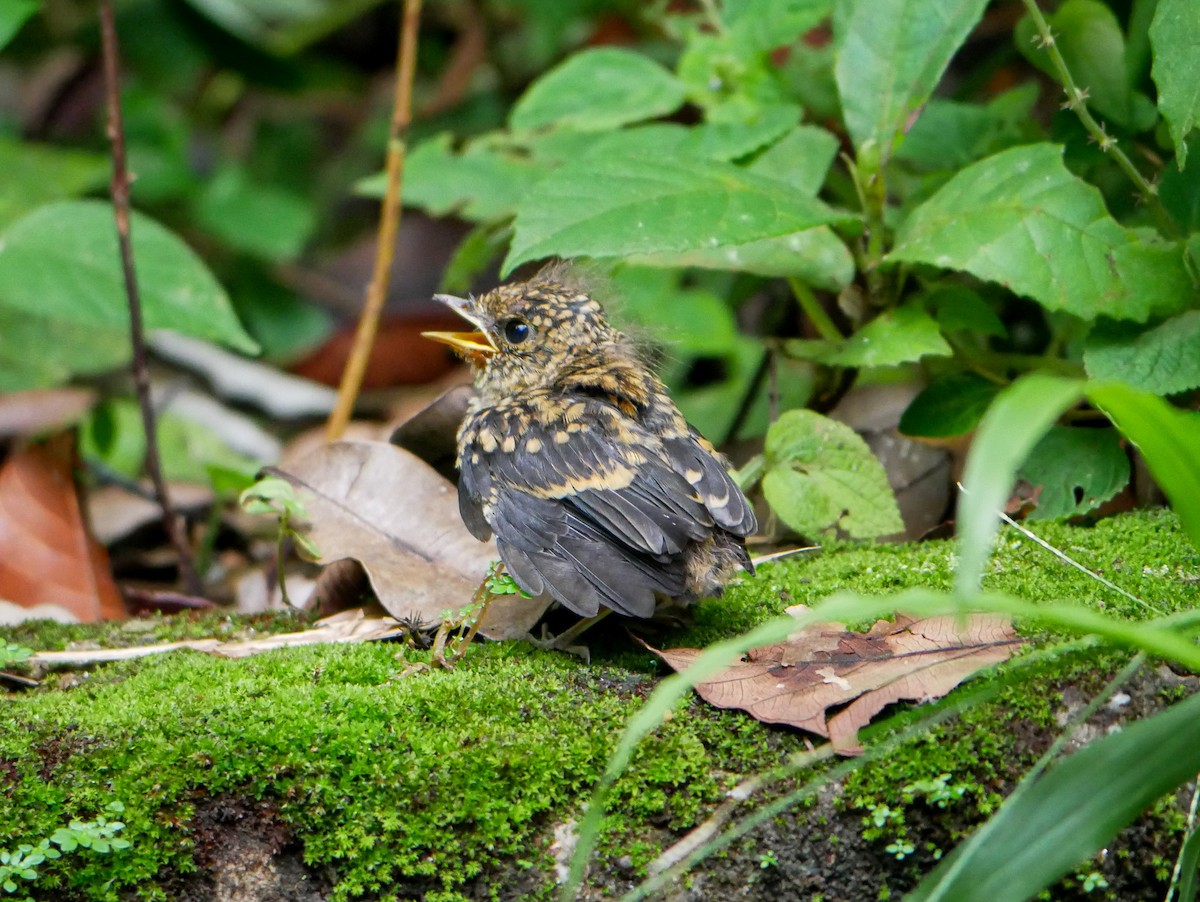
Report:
523,610,614,662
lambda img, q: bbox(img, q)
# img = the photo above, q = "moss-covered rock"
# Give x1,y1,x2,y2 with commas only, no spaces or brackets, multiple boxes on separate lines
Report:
1,510,1197,901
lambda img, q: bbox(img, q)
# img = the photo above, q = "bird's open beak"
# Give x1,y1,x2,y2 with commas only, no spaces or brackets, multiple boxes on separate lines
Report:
423,294,497,361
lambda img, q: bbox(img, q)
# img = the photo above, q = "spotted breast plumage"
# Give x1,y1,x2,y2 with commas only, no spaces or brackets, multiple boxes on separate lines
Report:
423,268,756,620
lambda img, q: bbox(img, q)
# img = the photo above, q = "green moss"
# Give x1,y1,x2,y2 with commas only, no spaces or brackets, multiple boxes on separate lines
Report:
1,510,1195,899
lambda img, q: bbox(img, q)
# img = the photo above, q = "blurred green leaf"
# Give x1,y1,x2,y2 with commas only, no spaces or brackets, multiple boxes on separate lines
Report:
723,0,832,54
827,304,951,367
609,267,739,357
1017,425,1129,519
504,153,853,274
0,201,257,389
747,124,841,195
890,144,1195,322
909,690,1200,902
834,0,991,160
955,374,1084,592
510,48,685,132
1083,311,1200,395
0,139,108,230
1150,0,1200,167
762,409,903,538
1160,134,1200,229
679,104,801,162
899,373,1001,438
922,285,1007,337
1017,0,1153,132
0,0,35,51
193,167,315,260
1088,381,1200,548
359,134,541,223
896,85,1040,171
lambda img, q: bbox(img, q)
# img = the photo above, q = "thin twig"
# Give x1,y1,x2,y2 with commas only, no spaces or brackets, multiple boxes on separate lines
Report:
98,0,199,594
1165,775,1200,902
1019,0,1176,235
326,0,424,440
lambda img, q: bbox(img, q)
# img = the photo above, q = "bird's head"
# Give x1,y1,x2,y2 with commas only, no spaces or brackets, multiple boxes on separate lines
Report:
423,271,622,402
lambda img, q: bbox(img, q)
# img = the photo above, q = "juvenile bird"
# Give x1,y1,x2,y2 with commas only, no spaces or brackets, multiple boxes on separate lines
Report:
423,268,756,624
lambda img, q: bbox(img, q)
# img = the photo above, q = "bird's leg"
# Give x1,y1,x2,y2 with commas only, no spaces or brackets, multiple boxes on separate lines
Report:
525,609,613,661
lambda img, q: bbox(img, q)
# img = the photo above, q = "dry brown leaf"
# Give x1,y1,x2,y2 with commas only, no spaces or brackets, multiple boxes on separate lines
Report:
270,440,550,639
0,435,125,623
642,612,1023,755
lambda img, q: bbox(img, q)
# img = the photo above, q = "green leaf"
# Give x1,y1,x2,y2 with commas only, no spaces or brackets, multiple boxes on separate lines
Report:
723,0,833,55
0,201,256,388
762,409,903,538
1150,0,1200,167
955,373,1084,593
909,690,1200,902
896,85,1039,171
1017,0,1148,131
922,285,1006,337
747,124,841,195
192,167,315,261
503,153,853,274
510,48,685,132
0,0,35,51
899,373,1001,438
1083,311,1200,396
1017,426,1129,519
1087,381,1200,548
834,0,991,160
824,304,951,367
889,144,1195,323
680,104,801,162
358,134,542,223
0,138,108,230
608,268,738,357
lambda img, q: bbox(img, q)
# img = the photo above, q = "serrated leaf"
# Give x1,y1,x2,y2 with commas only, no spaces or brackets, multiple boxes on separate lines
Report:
834,0,991,159
1083,311,1200,395
889,144,1195,322
358,134,542,223
0,138,108,230
503,153,853,275
825,304,951,367
909,690,1200,902
1088,381,1200,549
762,409,903,538
899,373,1001,438
1150,0,1200,168
1017,425,1129,519
510,48,685,132
0,201,257,389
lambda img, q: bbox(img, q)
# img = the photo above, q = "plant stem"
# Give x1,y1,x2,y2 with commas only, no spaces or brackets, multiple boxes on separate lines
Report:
1020,0,1176,235
787,277,843,342
99,0,199,594
327,0,424,440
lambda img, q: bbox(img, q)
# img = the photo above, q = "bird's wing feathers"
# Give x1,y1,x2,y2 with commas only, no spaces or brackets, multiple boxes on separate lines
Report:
458,397,744,616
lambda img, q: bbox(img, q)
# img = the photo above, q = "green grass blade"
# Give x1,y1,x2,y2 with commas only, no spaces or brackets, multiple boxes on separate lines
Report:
955,374,1083,593
907,689,1200,902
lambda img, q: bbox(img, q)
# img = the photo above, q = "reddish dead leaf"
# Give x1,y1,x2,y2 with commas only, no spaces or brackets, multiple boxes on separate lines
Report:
290,313,462,389
642,612,1022,755
0,435,126,622
270,440,551,639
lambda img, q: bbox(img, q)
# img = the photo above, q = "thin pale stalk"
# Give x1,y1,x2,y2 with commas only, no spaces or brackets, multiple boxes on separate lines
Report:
326,0,424,439
98,0,199,593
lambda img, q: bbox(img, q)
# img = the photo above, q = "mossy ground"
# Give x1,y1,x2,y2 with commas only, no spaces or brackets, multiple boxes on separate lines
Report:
1,510,1197,901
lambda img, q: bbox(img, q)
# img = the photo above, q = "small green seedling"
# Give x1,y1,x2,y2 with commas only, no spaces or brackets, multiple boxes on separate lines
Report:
0,803,130,900
240,475,320,608
0,644,31,668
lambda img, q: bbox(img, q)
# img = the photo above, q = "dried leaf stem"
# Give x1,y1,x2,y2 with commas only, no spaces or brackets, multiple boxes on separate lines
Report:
98,0,199,593
1019,0,1175,234
326,0,424,439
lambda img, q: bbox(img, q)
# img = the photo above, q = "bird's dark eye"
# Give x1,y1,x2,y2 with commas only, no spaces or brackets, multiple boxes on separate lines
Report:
503,318,532,344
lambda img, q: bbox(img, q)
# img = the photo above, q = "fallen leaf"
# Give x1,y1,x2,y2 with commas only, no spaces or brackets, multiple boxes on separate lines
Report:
641,612,1023,754
0,388,97,440
0,435,126,622
269,440,550,639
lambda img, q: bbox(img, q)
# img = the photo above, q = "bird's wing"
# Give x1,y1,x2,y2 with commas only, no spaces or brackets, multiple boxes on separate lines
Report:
458,399,740,617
